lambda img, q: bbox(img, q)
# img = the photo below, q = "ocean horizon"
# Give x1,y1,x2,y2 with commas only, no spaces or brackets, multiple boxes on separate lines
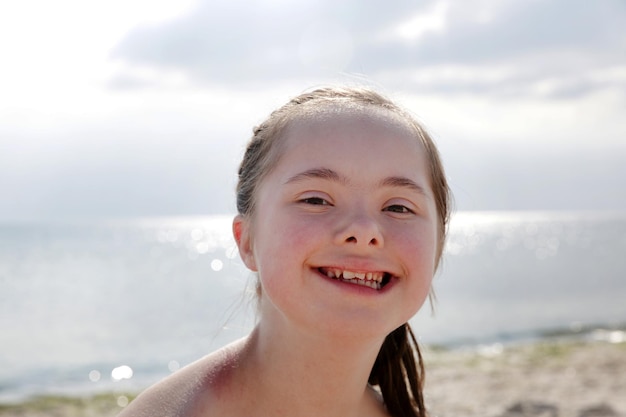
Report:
1,210,625,402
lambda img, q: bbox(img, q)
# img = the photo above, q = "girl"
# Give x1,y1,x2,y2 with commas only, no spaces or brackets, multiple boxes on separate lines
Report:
119,86,451,417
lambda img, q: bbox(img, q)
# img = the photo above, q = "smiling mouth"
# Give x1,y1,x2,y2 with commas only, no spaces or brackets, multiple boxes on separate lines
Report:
318,267,392,290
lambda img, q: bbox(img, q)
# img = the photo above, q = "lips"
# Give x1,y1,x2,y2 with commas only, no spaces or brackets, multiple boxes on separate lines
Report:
318,267,392,290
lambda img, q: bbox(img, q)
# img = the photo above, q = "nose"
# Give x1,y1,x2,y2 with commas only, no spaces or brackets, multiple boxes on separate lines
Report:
335,209,384,249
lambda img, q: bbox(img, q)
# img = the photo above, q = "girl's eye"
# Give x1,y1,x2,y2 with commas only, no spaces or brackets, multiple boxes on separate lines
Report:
301,197,330,206
384,204,413,214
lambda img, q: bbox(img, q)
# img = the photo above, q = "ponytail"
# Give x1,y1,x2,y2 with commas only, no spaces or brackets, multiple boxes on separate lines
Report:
368,323,427,417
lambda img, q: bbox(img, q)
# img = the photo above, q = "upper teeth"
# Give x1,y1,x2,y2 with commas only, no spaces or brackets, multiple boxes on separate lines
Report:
324,269,384,283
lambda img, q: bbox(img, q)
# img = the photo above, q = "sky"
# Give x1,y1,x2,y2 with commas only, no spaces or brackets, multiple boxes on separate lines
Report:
1,0,625,220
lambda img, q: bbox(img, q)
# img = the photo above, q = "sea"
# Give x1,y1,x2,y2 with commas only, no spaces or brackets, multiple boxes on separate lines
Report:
1,211,625,402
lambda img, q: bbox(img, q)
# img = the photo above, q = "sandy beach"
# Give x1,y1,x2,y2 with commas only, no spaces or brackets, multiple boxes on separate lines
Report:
424,339,626,417
1,339,624,417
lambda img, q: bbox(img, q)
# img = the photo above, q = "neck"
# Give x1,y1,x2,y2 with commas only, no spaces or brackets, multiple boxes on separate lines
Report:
235,321,387,417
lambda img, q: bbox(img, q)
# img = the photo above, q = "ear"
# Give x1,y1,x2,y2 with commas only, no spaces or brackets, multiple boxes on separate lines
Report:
233,214,258,271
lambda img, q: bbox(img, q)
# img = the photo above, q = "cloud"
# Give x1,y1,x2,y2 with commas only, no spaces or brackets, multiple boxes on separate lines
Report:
395,0,624,64
108,0,424,87
353,0,626,98
108,0,626,98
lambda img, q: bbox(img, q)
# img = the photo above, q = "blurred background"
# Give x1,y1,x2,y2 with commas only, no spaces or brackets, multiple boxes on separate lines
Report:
0,0,625,405
1,0,625,218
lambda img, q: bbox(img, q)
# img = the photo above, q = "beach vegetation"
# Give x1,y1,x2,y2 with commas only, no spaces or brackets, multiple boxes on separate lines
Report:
0,392,137,416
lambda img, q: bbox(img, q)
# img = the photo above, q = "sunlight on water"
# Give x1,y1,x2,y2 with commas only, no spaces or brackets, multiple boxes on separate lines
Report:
1,212,624,401
444,211,613,260
413,210,626,347
111,365,134,381
592,330,626,344
195,241,210,254
211,259,224,271
139,216,237,264
191,228,204,241
88,370,101,382
158,229,179,243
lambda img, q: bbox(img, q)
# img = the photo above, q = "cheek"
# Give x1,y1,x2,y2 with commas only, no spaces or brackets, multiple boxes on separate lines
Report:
252,213,322,284
397,231,437,318
252,219,321,312
396,222,437,261
393,224,438,289
274,209,328,244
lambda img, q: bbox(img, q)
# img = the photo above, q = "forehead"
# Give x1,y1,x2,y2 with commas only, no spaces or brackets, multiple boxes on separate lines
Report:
285,103,417,139
278,104,424,158
267,104,432,189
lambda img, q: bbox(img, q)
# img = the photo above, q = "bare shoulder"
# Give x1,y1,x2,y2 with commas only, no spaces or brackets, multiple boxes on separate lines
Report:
117,338,247,417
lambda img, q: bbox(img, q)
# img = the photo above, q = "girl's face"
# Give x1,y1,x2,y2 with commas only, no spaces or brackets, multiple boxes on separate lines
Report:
234,108,439,340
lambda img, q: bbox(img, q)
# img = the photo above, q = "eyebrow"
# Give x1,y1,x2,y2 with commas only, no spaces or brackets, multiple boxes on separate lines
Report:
380,176,429,196
284,168,349,185
285,167,428,196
